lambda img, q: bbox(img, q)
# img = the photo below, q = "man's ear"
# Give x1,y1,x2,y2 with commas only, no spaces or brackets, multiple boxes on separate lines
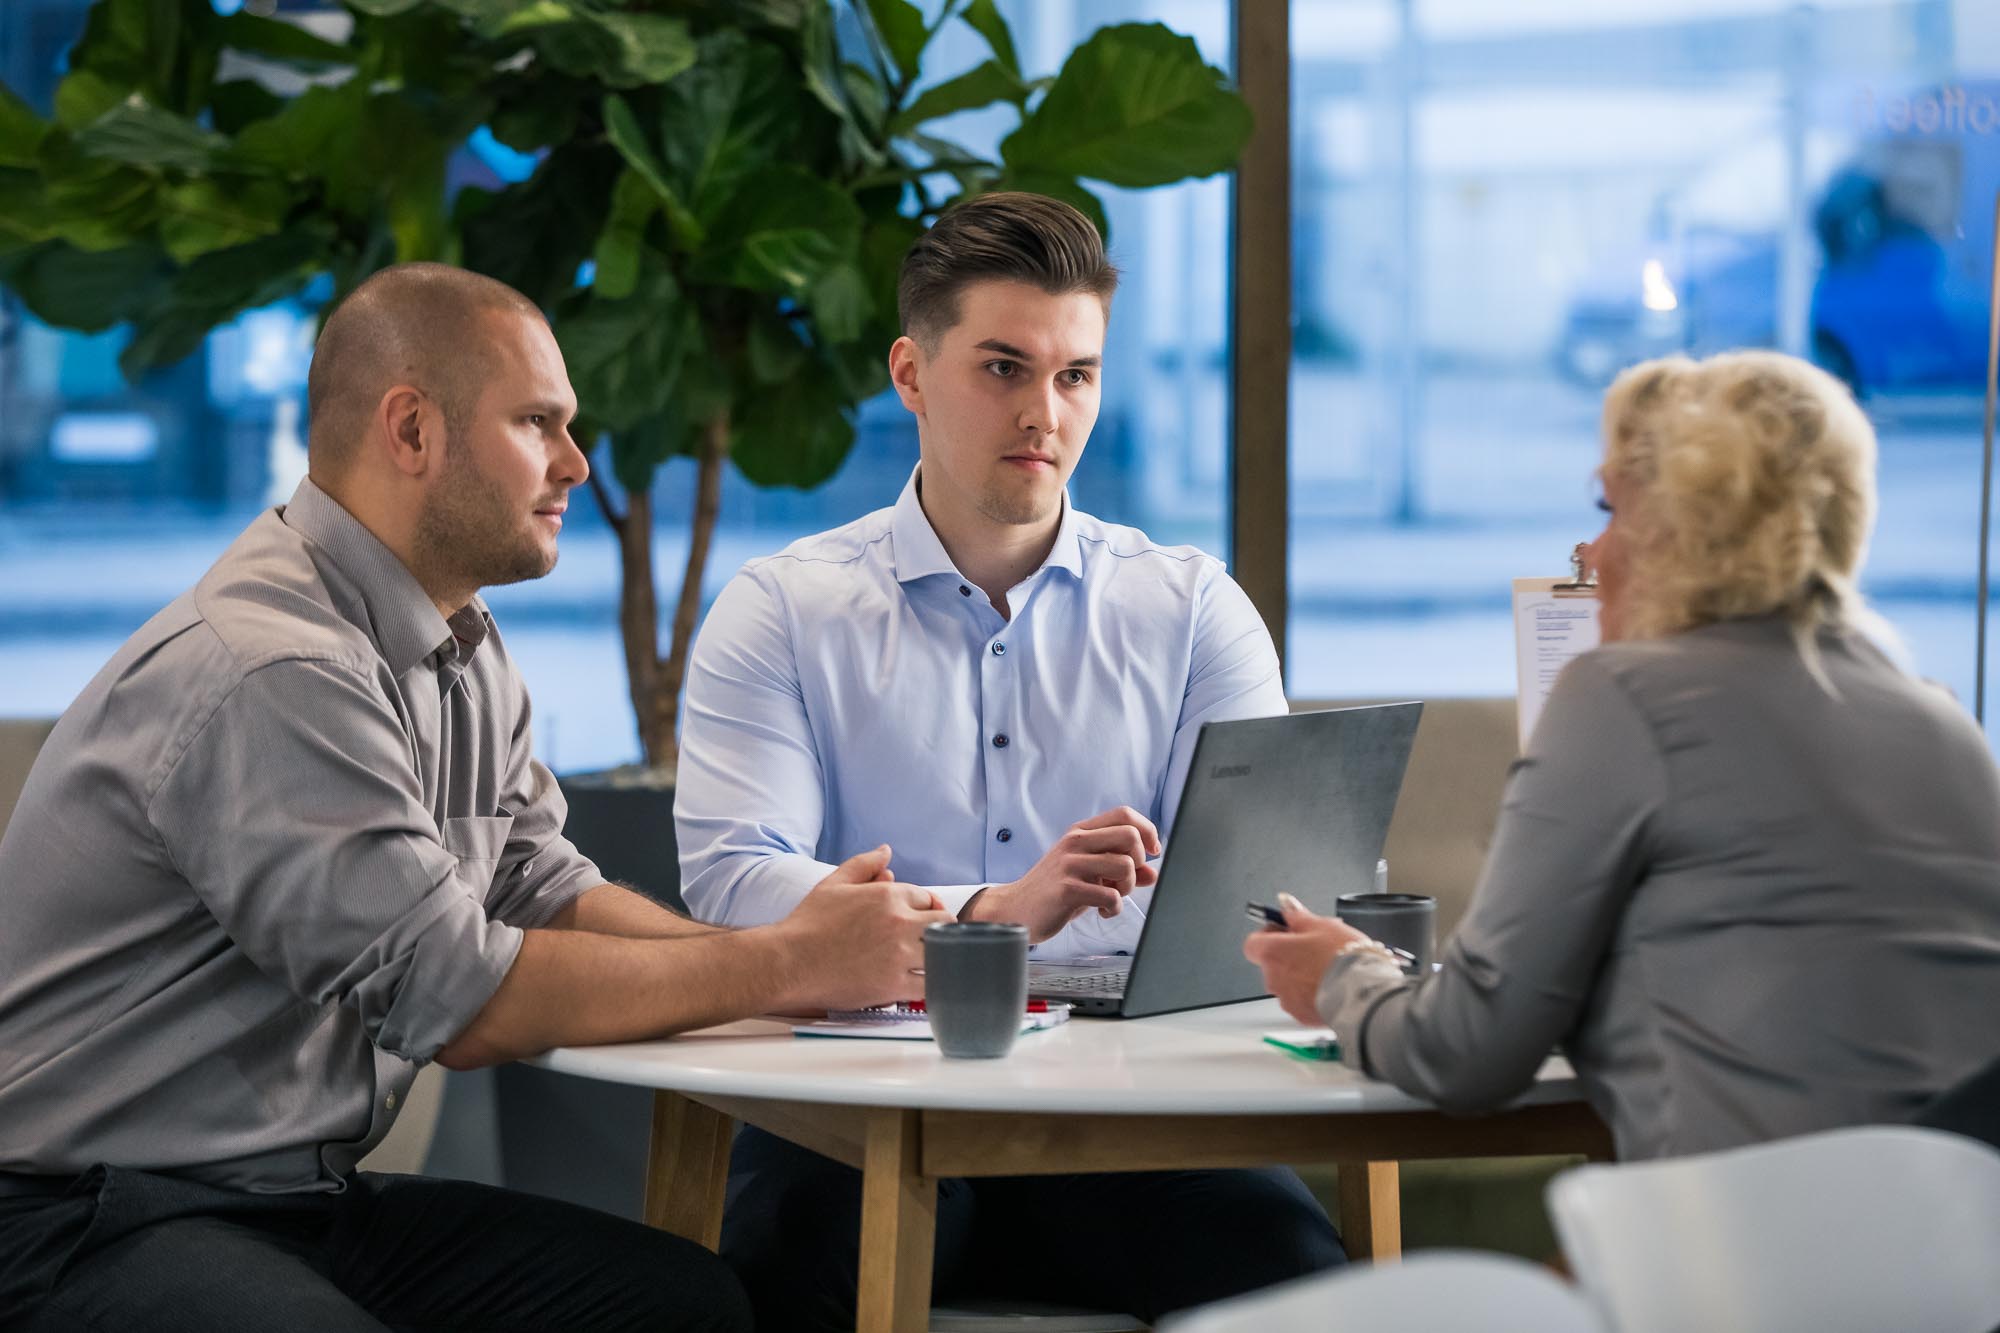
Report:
888,335,925,417
375,385,443,479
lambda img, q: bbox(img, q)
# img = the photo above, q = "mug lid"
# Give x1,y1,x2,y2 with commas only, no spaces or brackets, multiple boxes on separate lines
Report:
924,921,1029,938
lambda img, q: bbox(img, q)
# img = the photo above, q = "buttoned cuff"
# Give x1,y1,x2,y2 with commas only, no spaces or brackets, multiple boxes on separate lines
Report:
931,883,990,917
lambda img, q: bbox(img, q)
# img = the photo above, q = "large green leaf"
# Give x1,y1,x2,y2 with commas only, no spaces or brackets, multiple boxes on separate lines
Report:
73,100,230,174
730,353,855,489
865,0,928,84
839,61,888,137
607,408,694,495
121,221,333,376
555,270,697,432
53,71,128,130
808,261,872,344
590,168,656,301
214,12,353,67
458,144,616,308
0,88,47,171
658,32,800,226
227,81,360,178
693,165,861,296
157,177,291,263
1000,23,1252,189
62,0,217,120
532,12,696,90
0,170,58,254
209,80,284,135
36,138,159,250
0,240,167,331
602,93,700,249
961,0,1020,77
745,308,808,385
489,81,578,154
859,213,922,328
891,60,1024,135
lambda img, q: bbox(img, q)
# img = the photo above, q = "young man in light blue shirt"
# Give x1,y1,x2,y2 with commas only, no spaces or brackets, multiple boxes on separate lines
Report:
676,193,1343,1329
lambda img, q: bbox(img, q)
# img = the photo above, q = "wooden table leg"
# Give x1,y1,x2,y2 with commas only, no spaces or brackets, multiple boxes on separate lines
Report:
857,1107,936,1333
644,1090,735,1249
1336,1160,1402,1261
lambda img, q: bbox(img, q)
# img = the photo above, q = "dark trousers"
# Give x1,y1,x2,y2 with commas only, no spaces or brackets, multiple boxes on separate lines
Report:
1,1167,750,1332
721,1125,1346,1331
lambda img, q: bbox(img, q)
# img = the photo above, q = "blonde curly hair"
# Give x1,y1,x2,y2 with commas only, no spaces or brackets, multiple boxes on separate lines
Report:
1600,350,1885,670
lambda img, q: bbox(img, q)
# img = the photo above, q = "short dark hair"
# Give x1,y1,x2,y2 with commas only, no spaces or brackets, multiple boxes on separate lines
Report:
897,192,1119,349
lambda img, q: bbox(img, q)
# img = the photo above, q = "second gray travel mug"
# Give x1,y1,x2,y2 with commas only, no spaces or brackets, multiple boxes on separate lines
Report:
1333,892,1436,975
923,922,1030,1058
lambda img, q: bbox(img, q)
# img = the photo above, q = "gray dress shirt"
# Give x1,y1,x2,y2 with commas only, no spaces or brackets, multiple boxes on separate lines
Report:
0,480,600,1193
1320,616,2000,1160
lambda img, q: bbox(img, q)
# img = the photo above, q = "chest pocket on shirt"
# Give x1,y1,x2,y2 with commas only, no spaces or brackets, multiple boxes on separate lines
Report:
442,815,514,904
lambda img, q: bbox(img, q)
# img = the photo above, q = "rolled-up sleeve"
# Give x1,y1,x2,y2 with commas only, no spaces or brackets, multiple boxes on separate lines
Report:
677,570,841,925
149,658,521,1062
1316,653,1665,1111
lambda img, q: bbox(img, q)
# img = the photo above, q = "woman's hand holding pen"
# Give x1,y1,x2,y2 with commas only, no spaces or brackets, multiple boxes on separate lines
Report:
1243,892,1373,1027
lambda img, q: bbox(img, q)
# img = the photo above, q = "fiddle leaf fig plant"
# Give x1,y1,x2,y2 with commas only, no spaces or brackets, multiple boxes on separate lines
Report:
0,0,1252,769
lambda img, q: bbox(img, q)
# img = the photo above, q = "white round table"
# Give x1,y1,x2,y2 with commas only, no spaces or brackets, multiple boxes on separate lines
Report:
531,999,1608,1333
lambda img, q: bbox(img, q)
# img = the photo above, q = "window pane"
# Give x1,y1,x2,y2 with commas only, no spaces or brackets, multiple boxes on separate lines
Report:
1288,0,1998,716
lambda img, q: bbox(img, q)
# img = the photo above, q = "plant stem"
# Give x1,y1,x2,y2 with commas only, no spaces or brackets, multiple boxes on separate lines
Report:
616,484,661,767
650,410,729,772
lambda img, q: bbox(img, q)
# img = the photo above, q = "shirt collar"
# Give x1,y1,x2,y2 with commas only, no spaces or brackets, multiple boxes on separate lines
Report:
280,478,463,676
888,465,1084,586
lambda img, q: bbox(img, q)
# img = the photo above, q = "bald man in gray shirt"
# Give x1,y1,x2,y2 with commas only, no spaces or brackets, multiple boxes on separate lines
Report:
0,264,951,1332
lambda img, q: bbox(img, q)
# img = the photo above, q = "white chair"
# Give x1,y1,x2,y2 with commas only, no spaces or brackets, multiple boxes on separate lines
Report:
1157,1251,1603,1333
1548,1125,2000,1333
932,1302,1144,1331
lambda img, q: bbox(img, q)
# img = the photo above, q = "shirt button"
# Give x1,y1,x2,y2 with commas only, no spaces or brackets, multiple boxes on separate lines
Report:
991,642,1006,656
385,1090,398,1111
992,733,1009,748
996,828,1013,843
959,584,972,596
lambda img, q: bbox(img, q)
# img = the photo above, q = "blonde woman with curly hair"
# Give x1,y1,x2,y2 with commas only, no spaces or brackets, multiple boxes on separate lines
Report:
1248,350,2000,1161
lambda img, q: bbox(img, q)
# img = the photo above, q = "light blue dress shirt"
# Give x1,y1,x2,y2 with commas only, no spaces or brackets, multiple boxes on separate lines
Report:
676,469,1287,959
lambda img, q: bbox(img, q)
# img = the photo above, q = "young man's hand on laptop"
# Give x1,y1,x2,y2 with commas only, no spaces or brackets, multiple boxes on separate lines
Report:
960,807,1162,942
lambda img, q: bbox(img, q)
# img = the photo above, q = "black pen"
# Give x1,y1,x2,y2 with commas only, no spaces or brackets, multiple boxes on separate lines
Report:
1244,901,1419,966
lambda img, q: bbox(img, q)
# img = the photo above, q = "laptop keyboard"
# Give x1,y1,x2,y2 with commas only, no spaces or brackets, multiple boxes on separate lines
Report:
1030,970,1128,996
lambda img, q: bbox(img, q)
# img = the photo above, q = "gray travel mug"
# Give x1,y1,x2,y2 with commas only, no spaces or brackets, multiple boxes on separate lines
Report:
1333,893,1436,976
923,922,1030,1058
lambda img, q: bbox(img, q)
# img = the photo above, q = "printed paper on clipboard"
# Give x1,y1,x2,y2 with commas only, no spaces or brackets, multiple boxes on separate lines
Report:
1512,567,1600,750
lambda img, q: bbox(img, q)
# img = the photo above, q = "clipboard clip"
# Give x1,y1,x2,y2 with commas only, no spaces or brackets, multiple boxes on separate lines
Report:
1553,541,1597,593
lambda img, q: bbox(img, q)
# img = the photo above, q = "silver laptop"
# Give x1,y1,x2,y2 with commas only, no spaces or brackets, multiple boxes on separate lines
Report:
1028,702,1423,1018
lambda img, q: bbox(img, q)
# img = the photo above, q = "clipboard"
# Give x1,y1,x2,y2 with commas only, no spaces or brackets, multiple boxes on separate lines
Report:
1512,543,1600,749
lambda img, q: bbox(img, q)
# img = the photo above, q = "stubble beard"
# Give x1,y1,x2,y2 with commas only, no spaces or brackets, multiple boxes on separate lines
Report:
414,445,555,595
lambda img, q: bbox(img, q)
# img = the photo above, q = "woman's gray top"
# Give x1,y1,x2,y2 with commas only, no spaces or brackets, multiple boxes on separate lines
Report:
1319,616,2000,1160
